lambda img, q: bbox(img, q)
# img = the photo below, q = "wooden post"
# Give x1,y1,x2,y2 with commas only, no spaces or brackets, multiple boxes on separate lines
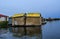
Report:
24,13,26,35
5,17,7,21
5,17,8,28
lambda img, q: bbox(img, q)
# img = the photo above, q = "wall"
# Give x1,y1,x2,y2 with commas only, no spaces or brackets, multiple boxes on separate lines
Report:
12,17,42,25
0,17,6,21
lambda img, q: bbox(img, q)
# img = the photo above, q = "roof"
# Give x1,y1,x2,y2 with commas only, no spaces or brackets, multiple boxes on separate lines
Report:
12,13,24,17
12,13,41,17
26,13,40,17
0,14,8,17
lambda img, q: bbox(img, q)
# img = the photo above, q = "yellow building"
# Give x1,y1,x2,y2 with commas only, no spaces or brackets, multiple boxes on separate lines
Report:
11,13,42,26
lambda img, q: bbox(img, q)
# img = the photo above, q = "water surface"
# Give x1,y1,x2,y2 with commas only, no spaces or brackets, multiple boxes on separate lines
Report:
0,21,60,39
42,21,60,39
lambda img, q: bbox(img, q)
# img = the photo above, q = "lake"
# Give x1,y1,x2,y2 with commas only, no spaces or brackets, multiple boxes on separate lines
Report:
42,20,60,39
0,20,60,39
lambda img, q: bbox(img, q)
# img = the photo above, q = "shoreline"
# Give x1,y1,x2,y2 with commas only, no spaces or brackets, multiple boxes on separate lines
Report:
44,18,60,21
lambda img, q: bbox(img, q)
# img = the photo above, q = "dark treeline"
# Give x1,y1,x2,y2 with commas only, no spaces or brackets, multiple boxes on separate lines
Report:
43,18,60,21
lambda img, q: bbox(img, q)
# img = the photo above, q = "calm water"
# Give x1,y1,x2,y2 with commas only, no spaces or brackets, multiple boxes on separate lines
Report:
0,21,60,39
42,20,60,39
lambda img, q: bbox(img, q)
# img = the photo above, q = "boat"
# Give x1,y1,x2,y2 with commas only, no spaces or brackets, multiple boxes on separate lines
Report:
42,21,47,25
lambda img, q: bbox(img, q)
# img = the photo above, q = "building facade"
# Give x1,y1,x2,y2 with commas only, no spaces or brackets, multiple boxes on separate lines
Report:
11,13,42,26
0,14,8,21
0,14,8,27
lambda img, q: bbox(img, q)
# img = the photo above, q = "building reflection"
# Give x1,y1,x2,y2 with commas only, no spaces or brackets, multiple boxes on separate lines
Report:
9,26,42,39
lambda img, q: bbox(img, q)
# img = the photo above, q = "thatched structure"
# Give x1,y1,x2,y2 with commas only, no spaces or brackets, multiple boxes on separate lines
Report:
10,13,42,37
11,13,42,26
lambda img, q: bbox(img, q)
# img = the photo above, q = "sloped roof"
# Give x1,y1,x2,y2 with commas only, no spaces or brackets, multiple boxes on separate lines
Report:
12,13,24,17
12,13,41,17
0,14,8,17
26,13,40,17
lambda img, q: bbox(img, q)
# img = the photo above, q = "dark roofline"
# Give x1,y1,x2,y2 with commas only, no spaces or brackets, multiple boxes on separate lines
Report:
0,14,8,17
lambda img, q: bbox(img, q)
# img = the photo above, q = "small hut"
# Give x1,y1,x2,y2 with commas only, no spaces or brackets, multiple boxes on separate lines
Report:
10,13,42,36
11,13,42,26
12,13,25,26
26,13,42,25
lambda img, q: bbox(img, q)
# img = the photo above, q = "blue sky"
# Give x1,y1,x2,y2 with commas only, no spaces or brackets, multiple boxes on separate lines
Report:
0,0,60,18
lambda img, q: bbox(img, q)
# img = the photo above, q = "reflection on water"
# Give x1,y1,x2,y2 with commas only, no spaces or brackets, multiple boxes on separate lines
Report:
0,21,58,39
10,26,42,39
1,21,60,39
0,26,42,39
